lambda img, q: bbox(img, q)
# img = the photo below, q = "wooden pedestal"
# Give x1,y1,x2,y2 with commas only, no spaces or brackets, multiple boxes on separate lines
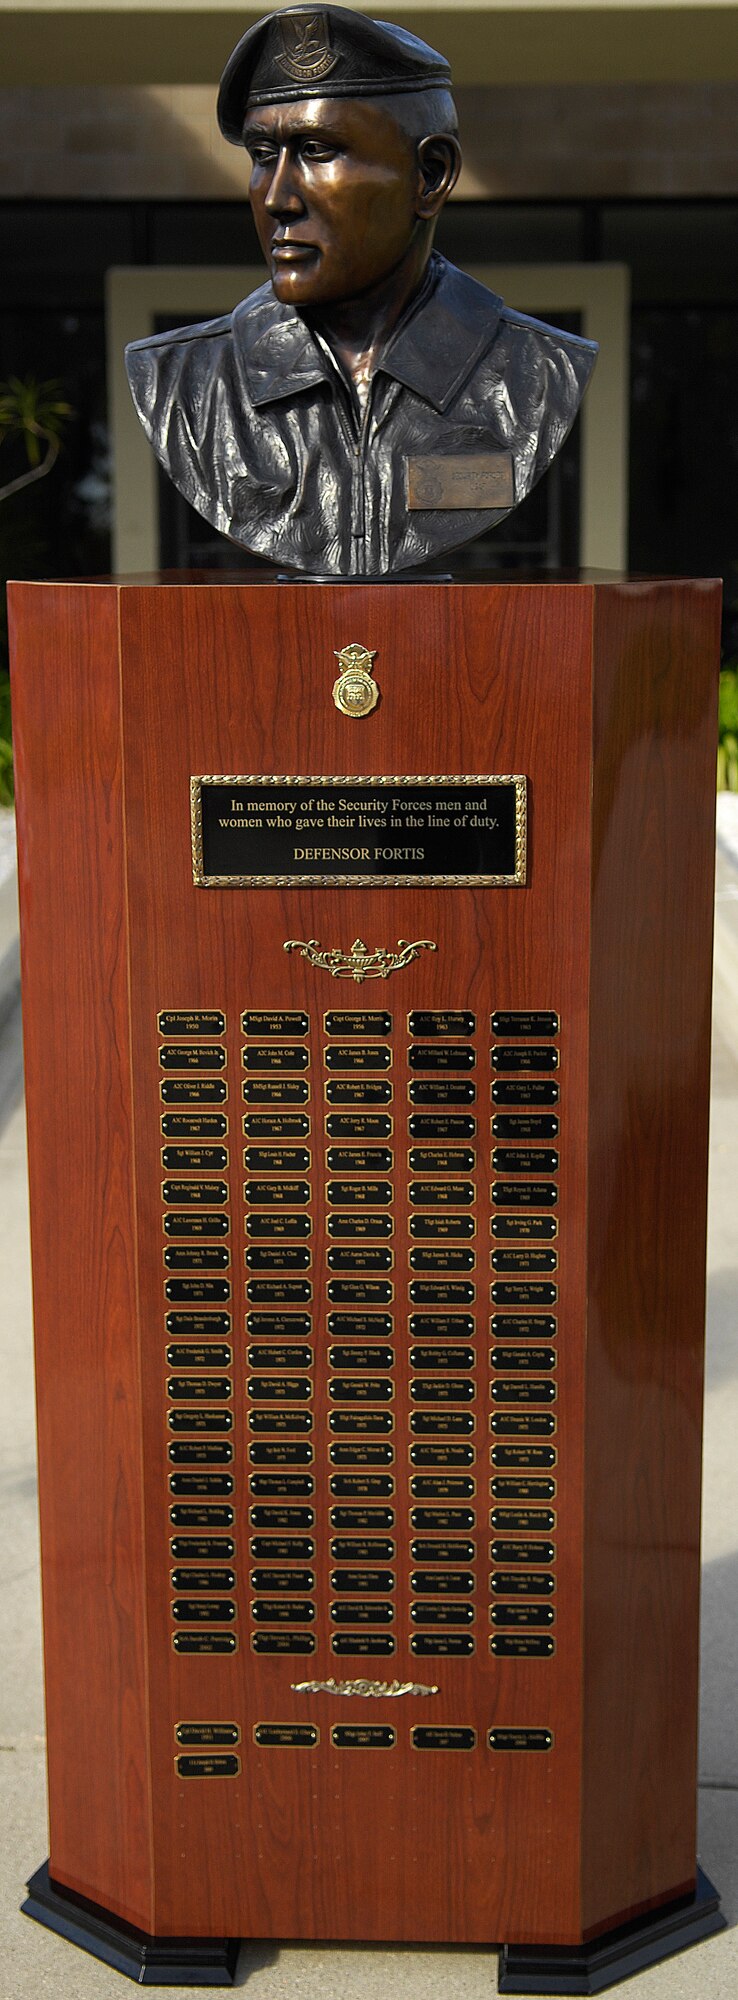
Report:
8,575,721,1966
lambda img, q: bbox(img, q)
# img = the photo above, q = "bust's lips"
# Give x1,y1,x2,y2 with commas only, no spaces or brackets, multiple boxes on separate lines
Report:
270,237,319,264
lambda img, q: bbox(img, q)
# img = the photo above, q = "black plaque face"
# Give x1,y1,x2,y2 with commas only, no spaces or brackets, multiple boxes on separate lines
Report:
491,1507,555,1531
327,1215,393,1239
168,1409,233,1434
325,1045,391,1072
327,1281,393,1305
409,1046,475,1071
161,1079,228,1105
329,1442,394,1466
170,1504,235,1527
248,1376,312,1403
412,1727,476,1750
490,1571,555,1596
171,1598,236,1623
410,1411,475,1435
409,1080,476,1106
330,1603,394,1626
195,778,524,885
329,1378,393,1405
168,1440,234,1465
492,1181,558,1209
329,1410,394,1435
491,1282,557,1306
491,1477,556,1500
160,1045,226,1072
327,1246,393,1273
244,1147,310,1172
329,1346,394,1371
163,1179,229,1207
492,1149,559,1175
171,1539,236,1565
490,1635,555,1658
173,1634,237,1655
327,1148,393,1173
411,1634,475,1656
251,1599,315,1623
164,1245,230,1271
490,1539,555,1564
245,1179,311,1208
251,1634,316,1655
330,1567,395,1593
411,1508,474,1530
492,1115,558,1139
325,1079,392,1105
332,1634,396,1656
490,1413,556,1437
410,1247,475,1273
409,1181,474,1207
162,1146,228,1172
246,1215,312,1239
327,1313,392,1339
411,1540,475,1565
248,1410,313,1434
248,1442,313,1465
243,1078,310,1104
244,1113,311,1138
491,1248,557,1273
491,1216,557,1242
489,1728,553,1751
491,1080,559,1106
158,1011,226,1037
165,1312,231,1337
165,1280,231,1304
410,1347,475,1372
409,1313,474,1338
175,1723,240,1748
409,1443,474,1467
412,1378,475,1405
326,1114,392,1140
491,1347,556,1373
491,1381,556,1405
248,1346,313,1371
169,1472,234,1495
491,1445,557,1469
330,1474,395,1497
162,1114,229,1139
410,1281,475,1306
243,1046,309,1073
246,1245,311,1271
408,1012,475,1037
250,1567,315,1592
331,1724,396,1746
247,1281,312,1304
254,1724,318,1748
242,1011,309,1036
410,1216,475,1240
492,1046,558,1073
410,1476,475,1498
410,1603,474,1625
176,1754,240,1779
330,1506,394,1529
326,1181,393,1208
409,1148,475,1174
409,1115,476,1140
490,1315,556,1338
249,1473,315,1495
491,1012,559,1038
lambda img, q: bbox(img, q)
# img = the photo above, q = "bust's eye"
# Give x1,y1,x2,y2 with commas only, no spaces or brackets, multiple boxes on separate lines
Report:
300,139,339,162
248,143,279,166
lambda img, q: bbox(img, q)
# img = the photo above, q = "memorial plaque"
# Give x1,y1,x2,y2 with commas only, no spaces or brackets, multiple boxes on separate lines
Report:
491,1445,557,1469
412,1728,476,1751
245,1179,311,1207
193,777,525,887
245,1214,312,1239
329,1443,394,1466
170,1537,235,1560
243,1078,310,1104
411,1634,475,1656
332,1634,396,1656
325,1079,392,1105
410,1412,475,1435
409,1012,476,1037
327,1181,393,1208
489,1728,553,1752
249,1473,314,1494
171,1599,236,1623
327,1246,393,1273
492,1148,558,1174
409,1282,475,1305
410,1444,475,1467
410,1603,474,1625
331,1726,396,1748
409,1148,475,1174
491,1080,559,1106
172,1634,237,1656
411,1508,475,1531
491,1539,555,1564
490,1413,556,1437
490,1315,556,1338
158,1011,226,1038
491,1509,555,1532
162,1180,229,1207
161,1078,227,1105
491,1283,557,1306
244,1113,310,1138
169,1472,234,1496
171,1566,236,1591
411,1379,475,1404
491,1347,556,1372
254,1724,318,1748
410,1247,475,1273
250,1568,315,1592
492,1181,558,1209
170,1505,234,1527
247,1376,312,1402
165,1280,231,1304
161,1116,228,1144
326,1114,392,1140
491,1012,559,1038
492,1115,558,1139
168,1409,233,1434
244,1147,310,1172
330,1603,394,1625
242,1011,308,1037
327,1147,393,1173
490,1478,556,1500
330,1475,395,1497
327,1215,393,1239
410,1347,475,1372
410,1216,475,1239
411,1476,476,1498
246,1245,311,1271
411,1540,475,1564
409,1314,474,1339
168,1441,233,1465
249,1410,313,1434
251,1635,316,1656
250,1509,314,1531
165,1312,231,1337
325,1045,392,1071
248,1346,313,1370
164,1245,230,1270
329,1346,394,1371
159,1045,226,1072
325,1010,392,1036
409,1046,475,1071
409,1181,474,1207
490,1635,555,1658
329,1378,393,1404
327,1314,392,1339
491,1247,557,1273
167,1376,232,1402
251,1600,315,1623
175,1723,239,1746
492,1046,558,1074
243,1046,309,1072
330,1507,394,1529
490,1572,555,1596
329,1410,394,1435
327,1281,393,1305
162,1146,228,1171
247,1282,312,1305
491,1380,556,1405
408,1081,476,1106
176,1754,240,1778
490,1216,557,1241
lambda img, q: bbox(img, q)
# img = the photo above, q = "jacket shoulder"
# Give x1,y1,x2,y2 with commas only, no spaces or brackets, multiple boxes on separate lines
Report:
499,303,598,364
124,282,274,359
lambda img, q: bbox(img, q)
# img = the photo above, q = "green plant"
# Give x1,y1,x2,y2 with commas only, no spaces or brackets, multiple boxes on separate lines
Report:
718,666,738,791
0,377,73,503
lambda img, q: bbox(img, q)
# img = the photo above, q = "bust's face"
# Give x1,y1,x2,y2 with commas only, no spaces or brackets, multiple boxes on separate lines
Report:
244,96,422,308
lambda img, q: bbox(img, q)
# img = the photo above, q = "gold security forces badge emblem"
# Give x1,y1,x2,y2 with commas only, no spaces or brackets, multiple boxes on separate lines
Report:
332,644,379,718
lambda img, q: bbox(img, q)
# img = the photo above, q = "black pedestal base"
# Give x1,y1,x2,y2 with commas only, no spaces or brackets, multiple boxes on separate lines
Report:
498,1867,725,1994
22,1863,240,1986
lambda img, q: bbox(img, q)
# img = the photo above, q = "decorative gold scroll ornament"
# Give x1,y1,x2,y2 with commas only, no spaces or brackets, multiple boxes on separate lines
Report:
332,643,379,718
291,1679,438,1699
284,937,437,983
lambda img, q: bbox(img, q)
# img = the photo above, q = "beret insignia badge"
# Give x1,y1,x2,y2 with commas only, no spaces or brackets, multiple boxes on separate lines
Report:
276,13,339,82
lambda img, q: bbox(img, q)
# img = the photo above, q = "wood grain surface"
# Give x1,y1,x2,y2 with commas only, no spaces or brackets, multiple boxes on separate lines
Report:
8,574,720,1949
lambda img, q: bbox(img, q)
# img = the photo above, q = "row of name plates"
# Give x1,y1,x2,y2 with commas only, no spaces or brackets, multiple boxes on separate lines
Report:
156,1004,561,1764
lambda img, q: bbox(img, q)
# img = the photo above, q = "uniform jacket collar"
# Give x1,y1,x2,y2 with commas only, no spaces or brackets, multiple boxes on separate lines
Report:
233,255,503,414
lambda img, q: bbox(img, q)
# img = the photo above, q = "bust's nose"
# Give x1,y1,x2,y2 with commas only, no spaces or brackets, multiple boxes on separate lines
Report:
264,147,305,216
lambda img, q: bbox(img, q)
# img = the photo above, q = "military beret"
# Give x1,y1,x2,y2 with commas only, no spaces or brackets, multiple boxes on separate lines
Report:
217,5,452,140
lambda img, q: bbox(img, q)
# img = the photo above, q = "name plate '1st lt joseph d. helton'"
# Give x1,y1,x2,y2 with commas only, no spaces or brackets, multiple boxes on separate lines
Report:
191,777,527,888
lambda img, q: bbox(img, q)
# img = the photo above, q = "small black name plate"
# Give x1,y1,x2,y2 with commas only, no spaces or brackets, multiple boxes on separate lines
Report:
192,777,526,886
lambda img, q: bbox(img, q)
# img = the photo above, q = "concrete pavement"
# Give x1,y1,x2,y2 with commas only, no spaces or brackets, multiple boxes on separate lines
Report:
0,825,736,2000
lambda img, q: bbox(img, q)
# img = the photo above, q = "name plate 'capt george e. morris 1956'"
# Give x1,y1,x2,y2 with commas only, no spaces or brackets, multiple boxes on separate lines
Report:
124,4,597,578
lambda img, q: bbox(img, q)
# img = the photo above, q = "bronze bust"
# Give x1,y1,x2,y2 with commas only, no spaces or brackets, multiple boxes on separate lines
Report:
125,5,597,576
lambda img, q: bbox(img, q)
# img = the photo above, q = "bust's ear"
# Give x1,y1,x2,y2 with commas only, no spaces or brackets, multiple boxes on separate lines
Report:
416,133,462,218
